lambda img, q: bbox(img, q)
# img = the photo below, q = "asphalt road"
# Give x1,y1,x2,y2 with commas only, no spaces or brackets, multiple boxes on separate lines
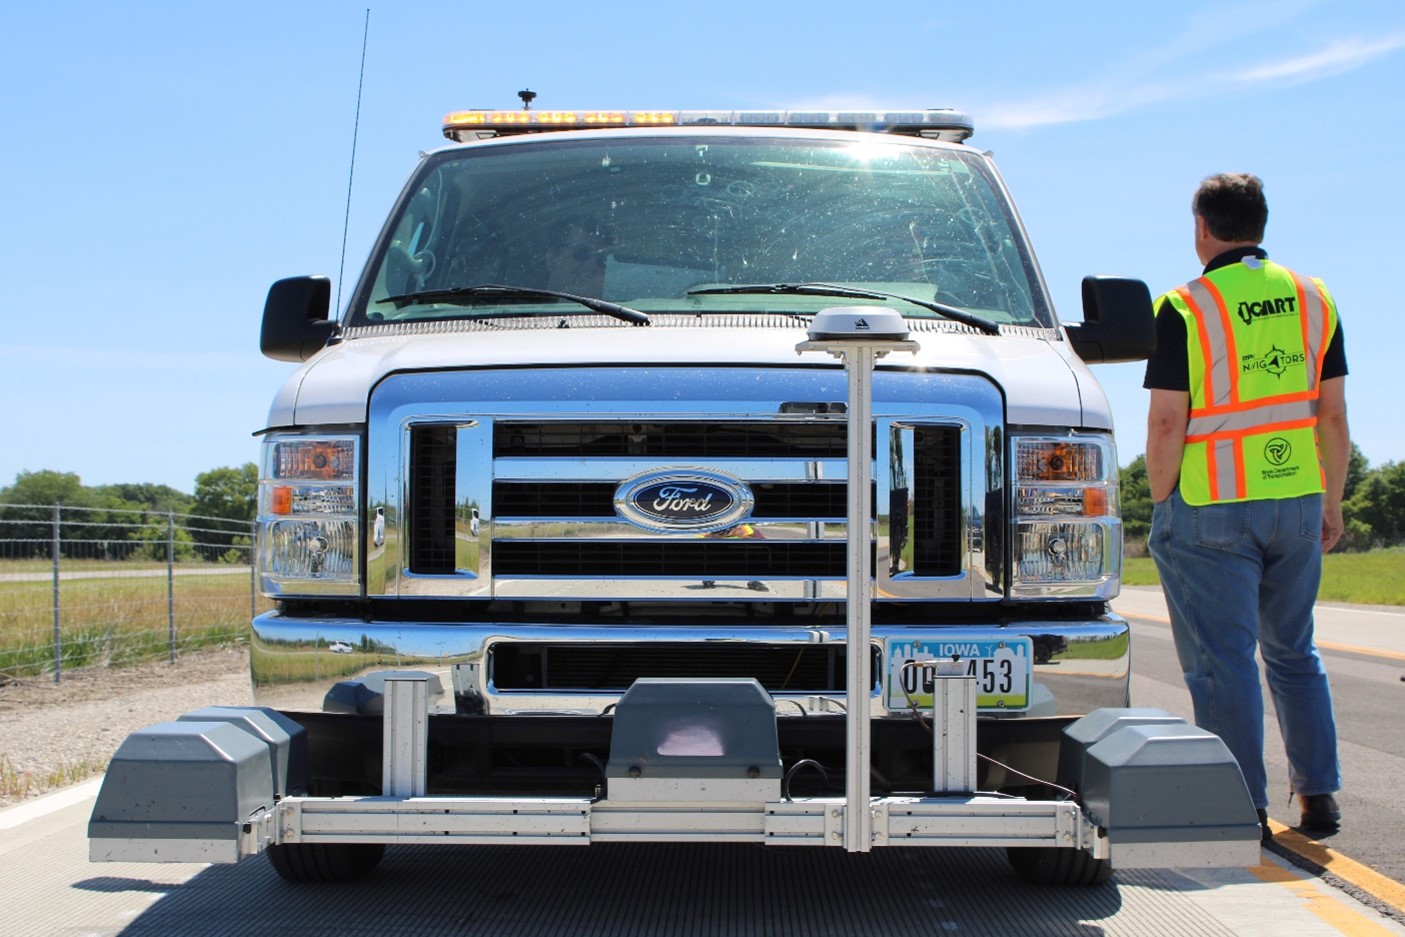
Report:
4,587,1403,935
1112,587,1405,890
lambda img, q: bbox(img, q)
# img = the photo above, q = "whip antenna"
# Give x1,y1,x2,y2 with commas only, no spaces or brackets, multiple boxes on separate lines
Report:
336,8,371,314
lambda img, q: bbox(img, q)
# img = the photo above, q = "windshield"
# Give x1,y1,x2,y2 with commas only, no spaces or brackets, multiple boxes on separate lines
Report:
351,133,1052,328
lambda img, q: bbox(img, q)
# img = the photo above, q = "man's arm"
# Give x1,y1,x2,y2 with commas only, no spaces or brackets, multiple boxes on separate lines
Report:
1146,389,1190,503
1316,376,1349,552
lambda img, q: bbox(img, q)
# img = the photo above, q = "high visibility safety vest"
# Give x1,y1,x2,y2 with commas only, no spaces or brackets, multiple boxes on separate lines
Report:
1160,257,1338,505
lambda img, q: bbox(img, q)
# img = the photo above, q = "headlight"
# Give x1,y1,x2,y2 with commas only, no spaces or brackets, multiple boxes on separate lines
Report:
258,434,361,596
1010,434,1120,599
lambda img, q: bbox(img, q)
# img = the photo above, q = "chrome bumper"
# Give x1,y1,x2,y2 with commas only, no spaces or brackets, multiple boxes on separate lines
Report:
250,611,1129,718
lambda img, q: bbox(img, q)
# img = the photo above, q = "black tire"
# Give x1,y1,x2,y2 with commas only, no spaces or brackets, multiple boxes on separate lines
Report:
1006,846,1113,886
266,842,386,883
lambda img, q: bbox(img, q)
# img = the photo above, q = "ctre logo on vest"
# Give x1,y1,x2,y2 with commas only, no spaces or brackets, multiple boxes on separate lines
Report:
1236,295,1297,325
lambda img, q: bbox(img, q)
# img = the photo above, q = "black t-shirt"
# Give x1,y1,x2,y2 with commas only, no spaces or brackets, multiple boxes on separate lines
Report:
1142,247,1347,391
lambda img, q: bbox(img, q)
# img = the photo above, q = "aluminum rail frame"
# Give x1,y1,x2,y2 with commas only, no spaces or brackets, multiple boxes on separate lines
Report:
260,672,1107,859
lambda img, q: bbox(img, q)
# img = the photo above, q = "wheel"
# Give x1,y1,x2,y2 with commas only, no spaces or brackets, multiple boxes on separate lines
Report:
1006,846,1113,886
266,842,386,883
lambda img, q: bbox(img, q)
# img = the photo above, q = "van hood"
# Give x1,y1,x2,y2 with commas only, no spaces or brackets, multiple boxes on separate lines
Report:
265,322,1111,432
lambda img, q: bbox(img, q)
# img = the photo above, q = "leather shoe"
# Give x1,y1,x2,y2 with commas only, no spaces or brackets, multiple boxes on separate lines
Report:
1299,793,1341,832
1257,809,1272,843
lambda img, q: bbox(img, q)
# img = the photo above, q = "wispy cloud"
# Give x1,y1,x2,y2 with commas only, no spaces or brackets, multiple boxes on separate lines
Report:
1231,33,1405,83
982,31,1405,130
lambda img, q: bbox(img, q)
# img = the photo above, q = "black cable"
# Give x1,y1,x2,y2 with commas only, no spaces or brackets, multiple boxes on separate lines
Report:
782,759,829,801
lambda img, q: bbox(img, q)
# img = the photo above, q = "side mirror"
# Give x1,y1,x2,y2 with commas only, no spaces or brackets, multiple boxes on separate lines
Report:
1065,276,1156,364
261,275,338,362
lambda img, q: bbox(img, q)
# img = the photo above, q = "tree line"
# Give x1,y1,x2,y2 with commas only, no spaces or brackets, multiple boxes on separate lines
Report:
1120,444,1405,552
0,465,258,563
7,451,1402,562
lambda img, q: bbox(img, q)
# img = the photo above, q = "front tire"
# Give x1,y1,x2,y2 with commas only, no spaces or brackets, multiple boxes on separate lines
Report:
1006,846,1113,886
267,842,386,883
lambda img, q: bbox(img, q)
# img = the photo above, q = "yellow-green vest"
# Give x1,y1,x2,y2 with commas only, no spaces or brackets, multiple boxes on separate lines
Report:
1159,257,1338,505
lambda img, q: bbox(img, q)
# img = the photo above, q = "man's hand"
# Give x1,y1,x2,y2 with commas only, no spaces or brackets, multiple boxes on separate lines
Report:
1322,502,1344,553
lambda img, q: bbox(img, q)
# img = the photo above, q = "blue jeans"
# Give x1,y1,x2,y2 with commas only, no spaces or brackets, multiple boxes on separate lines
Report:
1149,489,1340,809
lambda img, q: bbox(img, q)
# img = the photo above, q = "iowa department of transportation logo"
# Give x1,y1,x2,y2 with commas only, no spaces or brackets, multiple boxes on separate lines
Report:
615,470,754,533
1264,437,1293,466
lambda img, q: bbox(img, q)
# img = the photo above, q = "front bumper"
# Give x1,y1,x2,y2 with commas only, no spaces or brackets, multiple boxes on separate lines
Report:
250,612,1130,718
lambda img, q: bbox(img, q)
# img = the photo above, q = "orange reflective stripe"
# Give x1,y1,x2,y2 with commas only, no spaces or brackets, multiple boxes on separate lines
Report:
1190,387,1319,419
1187,398,1317,437
1233,438,1247,499
1180,282,1233,407
1207,441,1221,501
1206,438,1243,501
1295,275,1316,391
1309,280,1331,376
1291,272,1331,390
1198,277,1241,403
1204,437,1246,501
1186,415,1318,444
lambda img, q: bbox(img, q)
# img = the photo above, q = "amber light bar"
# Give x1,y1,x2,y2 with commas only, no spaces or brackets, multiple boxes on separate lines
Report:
442,109,974,143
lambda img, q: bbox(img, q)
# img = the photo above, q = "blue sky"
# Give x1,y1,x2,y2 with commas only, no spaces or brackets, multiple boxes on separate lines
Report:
2,0,1402,492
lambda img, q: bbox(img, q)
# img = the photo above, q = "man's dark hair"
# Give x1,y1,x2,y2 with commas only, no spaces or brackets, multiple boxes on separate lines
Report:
1193,173,1268,243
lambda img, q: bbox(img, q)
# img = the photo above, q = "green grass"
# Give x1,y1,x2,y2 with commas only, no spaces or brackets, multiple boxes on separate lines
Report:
0,565,268,678
1122,548,1405,605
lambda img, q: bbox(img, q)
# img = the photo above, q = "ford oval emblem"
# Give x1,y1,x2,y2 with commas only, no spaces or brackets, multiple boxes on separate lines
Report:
615,470,754,533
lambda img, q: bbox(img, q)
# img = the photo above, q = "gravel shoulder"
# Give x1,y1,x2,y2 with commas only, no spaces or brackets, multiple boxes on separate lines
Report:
0,647,254,808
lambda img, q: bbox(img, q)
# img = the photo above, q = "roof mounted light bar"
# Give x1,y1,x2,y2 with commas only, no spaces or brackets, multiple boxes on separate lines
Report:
441,109,975,143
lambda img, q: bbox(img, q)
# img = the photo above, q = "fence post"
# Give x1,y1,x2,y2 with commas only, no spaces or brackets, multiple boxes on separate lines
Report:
52,504,61,684
167,512,176,663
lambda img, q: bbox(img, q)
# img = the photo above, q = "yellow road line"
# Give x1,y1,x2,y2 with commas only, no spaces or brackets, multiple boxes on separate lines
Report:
1266,819,1405,918
1249,853,1400,936
1317,641,1405,662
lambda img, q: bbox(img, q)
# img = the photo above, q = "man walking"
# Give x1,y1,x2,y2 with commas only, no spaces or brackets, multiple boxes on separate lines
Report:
1144,173,1350,841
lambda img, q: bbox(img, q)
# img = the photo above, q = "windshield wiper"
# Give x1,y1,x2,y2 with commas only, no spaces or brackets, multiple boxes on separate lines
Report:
379,284,650,325
686,282,999,335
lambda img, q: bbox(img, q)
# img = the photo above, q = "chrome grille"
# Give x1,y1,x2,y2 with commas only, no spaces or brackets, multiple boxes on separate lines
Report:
493,481,848,518
367,366,1000,601
494,421,849,458
494,540,854,577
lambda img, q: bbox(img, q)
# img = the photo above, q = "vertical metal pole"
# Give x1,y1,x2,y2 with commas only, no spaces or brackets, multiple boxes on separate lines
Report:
52,504,61,684
844,348,875,852
167,512,176,663
249,521,257,622
798,328,917,853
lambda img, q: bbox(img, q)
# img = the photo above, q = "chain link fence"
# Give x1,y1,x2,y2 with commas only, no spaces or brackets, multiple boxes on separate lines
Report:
0,503,270,682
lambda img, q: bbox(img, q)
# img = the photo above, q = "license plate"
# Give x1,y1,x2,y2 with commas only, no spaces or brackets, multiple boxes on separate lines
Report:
885,636,1033,712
